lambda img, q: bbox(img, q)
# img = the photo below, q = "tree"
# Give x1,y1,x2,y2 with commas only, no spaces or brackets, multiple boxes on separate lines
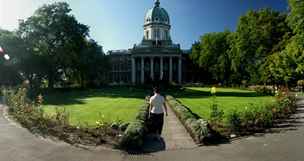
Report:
18,2,89,89
285,0,304,81
74,39,109,88
262,51,293,86
262,0,304,87
0,29,25,85
287,0,304,35
190,30,231,84
230,9,290,84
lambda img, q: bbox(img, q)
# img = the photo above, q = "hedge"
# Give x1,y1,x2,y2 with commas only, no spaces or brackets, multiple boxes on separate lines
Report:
119,97,150,149
166,95,210,144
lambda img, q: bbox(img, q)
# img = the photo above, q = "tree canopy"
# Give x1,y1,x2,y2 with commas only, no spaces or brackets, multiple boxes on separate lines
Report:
189,5,303,87
0,2,109,89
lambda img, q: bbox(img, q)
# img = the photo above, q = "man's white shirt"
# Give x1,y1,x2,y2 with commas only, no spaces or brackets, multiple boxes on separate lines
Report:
149,94,165,114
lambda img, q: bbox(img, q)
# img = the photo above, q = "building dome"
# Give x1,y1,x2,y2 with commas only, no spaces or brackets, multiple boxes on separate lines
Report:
143,0,171,41
144,0,170,25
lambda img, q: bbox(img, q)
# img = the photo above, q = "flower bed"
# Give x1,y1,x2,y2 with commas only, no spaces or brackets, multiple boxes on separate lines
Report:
119,97,150,150
166,95,210,144
226,89,297,135
3,87,127,147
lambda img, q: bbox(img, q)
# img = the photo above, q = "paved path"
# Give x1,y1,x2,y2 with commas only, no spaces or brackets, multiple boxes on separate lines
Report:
162,103,197,150
141,102,197,152
1,97,304,161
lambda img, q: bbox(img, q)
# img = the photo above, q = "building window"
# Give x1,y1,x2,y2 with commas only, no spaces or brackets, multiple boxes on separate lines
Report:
146,30,149,39
154,29,160,40
165,30,169,40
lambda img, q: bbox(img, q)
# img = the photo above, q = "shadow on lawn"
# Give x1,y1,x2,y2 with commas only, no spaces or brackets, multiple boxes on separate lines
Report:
42,87,152,106
42,87,264,106
167,88,261,99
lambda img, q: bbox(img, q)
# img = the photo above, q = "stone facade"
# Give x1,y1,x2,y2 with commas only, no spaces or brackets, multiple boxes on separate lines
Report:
108,0,190,85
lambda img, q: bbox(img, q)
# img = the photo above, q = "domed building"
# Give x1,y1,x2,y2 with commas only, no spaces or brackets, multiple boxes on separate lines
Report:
108,0,191,85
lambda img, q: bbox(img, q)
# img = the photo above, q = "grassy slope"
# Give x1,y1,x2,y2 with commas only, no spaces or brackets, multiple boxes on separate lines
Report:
171,87,275,119
43,87,150,126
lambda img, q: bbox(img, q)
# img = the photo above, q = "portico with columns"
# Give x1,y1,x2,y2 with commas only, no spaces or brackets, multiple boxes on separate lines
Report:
131,55,182,84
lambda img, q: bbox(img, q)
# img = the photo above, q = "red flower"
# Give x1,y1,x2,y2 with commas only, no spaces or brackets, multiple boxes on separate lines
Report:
0,46,4,54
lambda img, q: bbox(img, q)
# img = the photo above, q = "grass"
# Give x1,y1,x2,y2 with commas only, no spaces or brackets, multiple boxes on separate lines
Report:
43,87,150,127
170,87,275,120
42,86,275,127
296,92,304,96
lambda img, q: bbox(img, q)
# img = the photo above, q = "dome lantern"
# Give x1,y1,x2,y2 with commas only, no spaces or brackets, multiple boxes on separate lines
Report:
155,0,160,7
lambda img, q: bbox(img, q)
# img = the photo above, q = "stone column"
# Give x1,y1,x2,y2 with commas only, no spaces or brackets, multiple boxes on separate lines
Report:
131,57,136,84
150,57,154,81
169,57,173,82
178,57,182,84
141,57,144,84
160,57,163,80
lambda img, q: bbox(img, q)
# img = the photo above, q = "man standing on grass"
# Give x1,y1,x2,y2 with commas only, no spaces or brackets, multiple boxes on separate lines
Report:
149,87,168,139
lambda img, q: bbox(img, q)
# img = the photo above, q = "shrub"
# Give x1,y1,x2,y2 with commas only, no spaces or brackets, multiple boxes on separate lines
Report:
249,85,274,96
209,100,224,124
227,110,241,132
119,101,149,149
297,80,304,91
226,88,296,135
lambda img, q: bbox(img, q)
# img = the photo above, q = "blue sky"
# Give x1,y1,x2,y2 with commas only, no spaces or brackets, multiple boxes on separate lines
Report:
0,0,288,51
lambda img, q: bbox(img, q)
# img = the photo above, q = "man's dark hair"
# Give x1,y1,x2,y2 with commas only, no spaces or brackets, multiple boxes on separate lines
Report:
153,87,160,93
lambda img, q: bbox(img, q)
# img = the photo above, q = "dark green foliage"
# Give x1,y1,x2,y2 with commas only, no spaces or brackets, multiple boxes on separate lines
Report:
119,102,149,149
209,97,224,123
166,95,210,144
75,40,110,88
227,110,241,132
0,29,25,86
119,123,130,131
119,122,145,149
287,0,304,35
190,31,232,85
230,9,289,84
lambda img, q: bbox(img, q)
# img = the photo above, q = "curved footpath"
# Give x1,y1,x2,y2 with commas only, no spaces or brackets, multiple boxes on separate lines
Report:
1,98,304,161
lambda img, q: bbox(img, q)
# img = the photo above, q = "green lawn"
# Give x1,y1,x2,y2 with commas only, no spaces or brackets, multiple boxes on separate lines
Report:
171,87,275,119
43,87,149,127
296,92,304,96
43,86,275,126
